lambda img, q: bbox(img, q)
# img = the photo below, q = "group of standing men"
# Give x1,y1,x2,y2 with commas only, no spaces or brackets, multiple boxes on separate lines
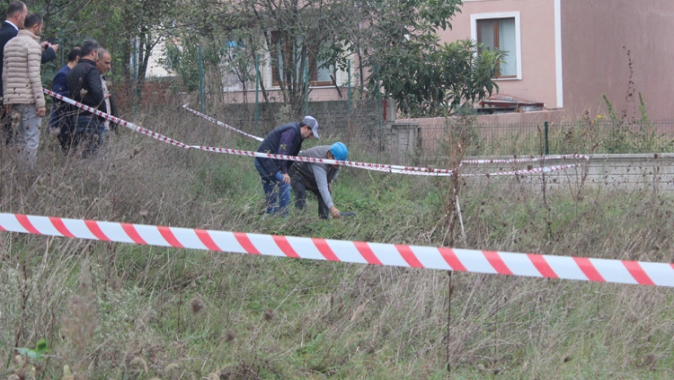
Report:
53,40,117,154
0,1,115,169
0,2,344,217
255,116,350,219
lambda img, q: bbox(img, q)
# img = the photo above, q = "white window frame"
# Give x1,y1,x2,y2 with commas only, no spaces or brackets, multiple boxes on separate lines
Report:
263,30,341,90
471,11,522,81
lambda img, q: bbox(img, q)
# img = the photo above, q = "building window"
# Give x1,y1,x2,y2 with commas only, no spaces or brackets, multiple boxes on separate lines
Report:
271,31,335,87
221,40,253,91
471,12,521,80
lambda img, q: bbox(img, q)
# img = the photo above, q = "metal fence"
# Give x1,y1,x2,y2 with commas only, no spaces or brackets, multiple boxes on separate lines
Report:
414,118,674,158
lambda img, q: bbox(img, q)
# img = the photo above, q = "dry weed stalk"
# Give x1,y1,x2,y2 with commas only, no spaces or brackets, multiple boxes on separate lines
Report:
60,258,98,377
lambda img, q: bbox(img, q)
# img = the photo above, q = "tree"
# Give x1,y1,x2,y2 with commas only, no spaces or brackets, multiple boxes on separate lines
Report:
169,0,502,117
321,0,503,117
23,0,179,90
168,0,337,114
373,38,504,117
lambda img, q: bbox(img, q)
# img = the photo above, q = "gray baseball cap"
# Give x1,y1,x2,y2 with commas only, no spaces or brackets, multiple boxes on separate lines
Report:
302,116,319,138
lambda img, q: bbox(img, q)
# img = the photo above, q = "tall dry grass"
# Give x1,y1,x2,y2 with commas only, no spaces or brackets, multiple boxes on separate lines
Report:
1,103,674,379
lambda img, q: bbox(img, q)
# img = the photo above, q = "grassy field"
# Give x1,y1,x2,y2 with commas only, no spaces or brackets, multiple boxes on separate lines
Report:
2,106,674,379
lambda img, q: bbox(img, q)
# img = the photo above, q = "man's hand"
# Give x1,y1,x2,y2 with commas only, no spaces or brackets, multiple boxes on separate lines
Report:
330,206,341,219
37,107,46,117
48,126,59,137
50,44,59,53
41,41,49,50
282,173,291,184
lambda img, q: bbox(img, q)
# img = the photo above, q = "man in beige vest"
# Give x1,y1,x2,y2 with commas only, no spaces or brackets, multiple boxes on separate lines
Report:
2,12,45,168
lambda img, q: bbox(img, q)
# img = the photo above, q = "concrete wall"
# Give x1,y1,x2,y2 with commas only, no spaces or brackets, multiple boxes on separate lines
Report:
437,0,558,109
383,122,421,165
561,0,674,120
460,153,674,191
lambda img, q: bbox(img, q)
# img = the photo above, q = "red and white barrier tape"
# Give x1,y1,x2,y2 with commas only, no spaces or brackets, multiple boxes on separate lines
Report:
181,105,591,167
44,89,460,176
183,104,264,142
45,89,191,149
462,154,590,165
182,104,590,176
463,163,580,177
1,212,671,287
44,89,585,177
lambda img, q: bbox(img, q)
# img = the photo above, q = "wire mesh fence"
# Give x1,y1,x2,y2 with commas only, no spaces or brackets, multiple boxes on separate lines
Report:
412,118,674,159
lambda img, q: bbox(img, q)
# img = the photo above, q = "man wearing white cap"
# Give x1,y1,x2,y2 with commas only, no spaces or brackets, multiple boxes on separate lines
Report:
254,115,319,215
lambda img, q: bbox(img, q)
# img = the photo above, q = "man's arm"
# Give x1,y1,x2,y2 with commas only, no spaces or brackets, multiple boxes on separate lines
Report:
27,44,46,111
312,165,340,218
108,95,119,131
328,167,341,193
276,128,297,183
41,45,56,64
2,47,7,101
86,67,105,110
52,71,68,96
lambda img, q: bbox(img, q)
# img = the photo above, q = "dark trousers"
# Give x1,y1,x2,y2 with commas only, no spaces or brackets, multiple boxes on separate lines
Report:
1,101,13,145
73,115,105,155
289,170,329,219
49,105,75,153
254,158,290,215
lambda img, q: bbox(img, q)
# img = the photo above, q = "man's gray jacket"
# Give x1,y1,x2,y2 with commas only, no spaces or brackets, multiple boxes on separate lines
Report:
291,145,340,208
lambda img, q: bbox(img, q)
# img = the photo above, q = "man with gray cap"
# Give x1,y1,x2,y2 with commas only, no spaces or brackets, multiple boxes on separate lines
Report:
254,115,319,215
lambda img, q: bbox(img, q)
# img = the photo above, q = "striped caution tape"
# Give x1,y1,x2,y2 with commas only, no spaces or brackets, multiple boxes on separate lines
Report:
461,154,590,165
1,213,671,287
44,89,585,177
181,105,591,168
45,89,191,149
182,104,264,142
462,163,581,177
44,89,455,176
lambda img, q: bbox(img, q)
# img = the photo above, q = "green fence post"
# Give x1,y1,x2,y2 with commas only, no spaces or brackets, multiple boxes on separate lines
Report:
544,121,549,155
59,29,64,67
255,54,260,137
347,59,351,117
304,57,309,116
376,62,383,151
198,45,204,114
133,39,138,116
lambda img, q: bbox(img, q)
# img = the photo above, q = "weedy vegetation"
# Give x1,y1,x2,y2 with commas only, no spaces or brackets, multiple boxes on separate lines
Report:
2,102,674,379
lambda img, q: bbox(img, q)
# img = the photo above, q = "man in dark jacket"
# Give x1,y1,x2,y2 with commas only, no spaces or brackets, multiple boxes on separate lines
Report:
49,47,80,151
96,48,118,132
254,116,319,215
0,1,26,145
66,39,106,155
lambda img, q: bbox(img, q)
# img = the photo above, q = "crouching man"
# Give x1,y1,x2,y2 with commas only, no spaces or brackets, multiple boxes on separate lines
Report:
289,142,348,219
